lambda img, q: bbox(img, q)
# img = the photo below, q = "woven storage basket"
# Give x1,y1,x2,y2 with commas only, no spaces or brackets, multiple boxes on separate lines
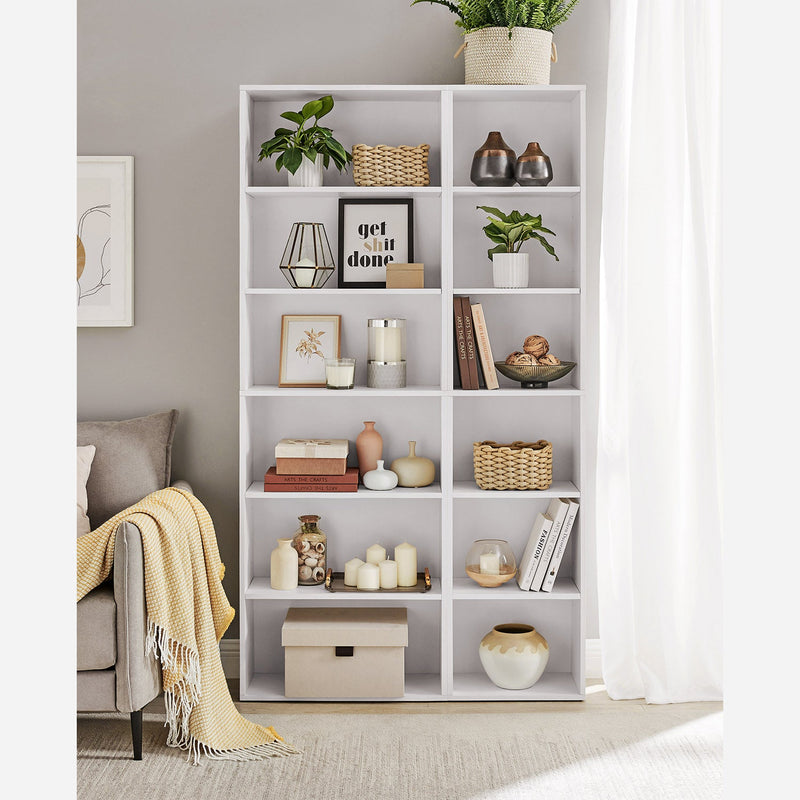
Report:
473,440,553,490
352,144,430,187
464,27,554,85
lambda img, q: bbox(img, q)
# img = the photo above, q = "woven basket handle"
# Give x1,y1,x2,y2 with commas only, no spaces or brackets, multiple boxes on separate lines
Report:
454,41,467,59
478,440,548,451
551,41,558,63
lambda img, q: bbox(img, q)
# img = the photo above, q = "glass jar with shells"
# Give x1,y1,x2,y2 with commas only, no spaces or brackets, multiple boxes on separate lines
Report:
292,515,327,585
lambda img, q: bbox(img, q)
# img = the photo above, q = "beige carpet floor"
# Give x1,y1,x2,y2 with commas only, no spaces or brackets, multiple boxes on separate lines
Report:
77,685,722,800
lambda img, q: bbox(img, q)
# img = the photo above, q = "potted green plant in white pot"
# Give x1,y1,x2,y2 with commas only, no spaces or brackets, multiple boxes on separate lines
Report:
411,0,581,85
258,95,352,187
477,205,558,288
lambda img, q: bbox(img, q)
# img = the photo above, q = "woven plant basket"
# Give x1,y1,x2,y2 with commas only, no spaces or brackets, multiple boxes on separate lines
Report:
352,144,430,187
473,440,553,490
464,27,555,85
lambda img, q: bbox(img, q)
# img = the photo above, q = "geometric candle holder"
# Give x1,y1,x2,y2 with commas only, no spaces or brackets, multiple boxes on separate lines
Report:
279,222,335,289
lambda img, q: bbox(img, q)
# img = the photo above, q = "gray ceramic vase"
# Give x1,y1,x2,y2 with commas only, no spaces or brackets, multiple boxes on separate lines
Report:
470,132,516,187
514,142,553,186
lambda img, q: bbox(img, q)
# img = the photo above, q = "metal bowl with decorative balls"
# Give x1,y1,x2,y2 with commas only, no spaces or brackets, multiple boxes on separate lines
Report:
494,360,577,389
523,335,549,359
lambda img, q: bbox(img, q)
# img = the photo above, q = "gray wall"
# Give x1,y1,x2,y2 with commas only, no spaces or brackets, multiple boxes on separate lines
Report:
78,0,608,639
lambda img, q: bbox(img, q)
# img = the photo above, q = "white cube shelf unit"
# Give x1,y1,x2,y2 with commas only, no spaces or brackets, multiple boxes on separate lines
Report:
239,85,587,702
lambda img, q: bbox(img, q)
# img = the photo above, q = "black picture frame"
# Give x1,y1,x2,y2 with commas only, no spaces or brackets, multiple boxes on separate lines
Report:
337,198,414,289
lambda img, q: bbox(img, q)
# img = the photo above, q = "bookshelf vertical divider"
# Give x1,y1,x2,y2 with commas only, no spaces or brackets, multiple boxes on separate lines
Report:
239,85,586,701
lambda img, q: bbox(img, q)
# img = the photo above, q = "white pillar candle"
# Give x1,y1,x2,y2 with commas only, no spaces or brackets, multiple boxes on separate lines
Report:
371,327,403,362
378,559,398,590
293,257,317,288
344,557,365,586
480,553,501,575
395,542,417,587
356,562,380,591
366,543,387,565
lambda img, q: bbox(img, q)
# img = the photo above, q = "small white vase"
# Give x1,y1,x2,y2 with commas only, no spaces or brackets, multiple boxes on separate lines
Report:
270,538,299,590
288,157,323,187
492,252,529,288
362,460,398,491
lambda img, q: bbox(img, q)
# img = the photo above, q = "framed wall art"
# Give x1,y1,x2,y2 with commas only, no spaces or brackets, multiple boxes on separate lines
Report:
337,198,414,288
77,156,134,326
279,314,342,387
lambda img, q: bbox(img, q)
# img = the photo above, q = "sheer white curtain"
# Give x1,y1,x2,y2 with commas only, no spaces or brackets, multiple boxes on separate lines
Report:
596,0,723,702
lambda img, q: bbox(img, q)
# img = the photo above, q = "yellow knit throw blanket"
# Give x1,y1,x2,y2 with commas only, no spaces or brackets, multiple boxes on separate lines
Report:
77,487,298,764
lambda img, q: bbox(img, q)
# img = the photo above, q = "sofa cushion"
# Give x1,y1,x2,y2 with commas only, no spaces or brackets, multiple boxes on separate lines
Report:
77,445,96,538
77,410,179,527
76,583,116,670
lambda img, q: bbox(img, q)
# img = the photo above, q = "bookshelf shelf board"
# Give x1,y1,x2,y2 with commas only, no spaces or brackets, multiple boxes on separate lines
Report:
453,287,580,295
242,673,445,702
246,186,442,197
246,577,442,600
246,481,443,500
241,385,443,397
454,186,580,197
451,672,583,701
452,481,580,499
449,386,582,397
452,577,579,600
245,288,442,296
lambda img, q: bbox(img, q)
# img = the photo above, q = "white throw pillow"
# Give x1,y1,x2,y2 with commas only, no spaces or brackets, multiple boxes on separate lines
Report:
77,445,96,538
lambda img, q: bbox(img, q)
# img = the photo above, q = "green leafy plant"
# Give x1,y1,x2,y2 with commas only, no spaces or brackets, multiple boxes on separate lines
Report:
258,95,352,175
410,0,581,35
477,205,559,261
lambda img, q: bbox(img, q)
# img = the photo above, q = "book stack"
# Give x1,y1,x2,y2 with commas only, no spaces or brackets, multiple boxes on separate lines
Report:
453,295,499,390
516,498,580,592
265,438,357,493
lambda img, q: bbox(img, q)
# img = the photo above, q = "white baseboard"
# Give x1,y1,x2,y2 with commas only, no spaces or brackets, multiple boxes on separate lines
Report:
221,638,604,682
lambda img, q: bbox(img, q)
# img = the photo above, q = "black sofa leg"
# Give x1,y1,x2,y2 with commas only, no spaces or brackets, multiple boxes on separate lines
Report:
130,709,143,760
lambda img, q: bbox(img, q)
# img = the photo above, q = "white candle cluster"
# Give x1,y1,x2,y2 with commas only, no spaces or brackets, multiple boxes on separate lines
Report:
344,542,418,590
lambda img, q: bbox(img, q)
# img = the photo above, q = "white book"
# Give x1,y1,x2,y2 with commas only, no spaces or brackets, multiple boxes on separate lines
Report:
530,498,571,591
540,499,580,593
516,512,554,591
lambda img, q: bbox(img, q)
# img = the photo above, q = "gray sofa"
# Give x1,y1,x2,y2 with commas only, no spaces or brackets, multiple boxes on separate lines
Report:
76,410,187,760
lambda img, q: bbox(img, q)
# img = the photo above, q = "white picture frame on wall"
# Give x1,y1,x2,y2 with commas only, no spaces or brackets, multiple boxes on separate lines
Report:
77,156,134,326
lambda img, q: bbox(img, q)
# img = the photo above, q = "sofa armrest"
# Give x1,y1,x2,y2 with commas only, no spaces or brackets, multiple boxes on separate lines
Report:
170,479,193,494
113,520,161,713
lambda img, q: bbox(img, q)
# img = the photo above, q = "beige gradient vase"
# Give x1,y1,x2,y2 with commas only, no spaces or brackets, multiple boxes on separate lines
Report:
356,421,383,479
479,623,549,690
269,538,299,591
390,441,435,488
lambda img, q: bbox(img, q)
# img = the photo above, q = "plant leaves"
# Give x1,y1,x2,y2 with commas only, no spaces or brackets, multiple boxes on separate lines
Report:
476,205,509,221
283,147,303,174
280,110,304,125
487,243,507,260
316,95,334,119
301,99,324,120
529,232,559,260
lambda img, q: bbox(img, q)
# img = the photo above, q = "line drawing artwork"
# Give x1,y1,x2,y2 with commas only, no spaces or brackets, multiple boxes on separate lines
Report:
77,204,111,306
295,328,326,362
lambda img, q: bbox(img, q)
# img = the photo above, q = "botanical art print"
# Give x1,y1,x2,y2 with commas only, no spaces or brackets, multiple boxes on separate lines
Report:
77,157,134,326
279,315,341,387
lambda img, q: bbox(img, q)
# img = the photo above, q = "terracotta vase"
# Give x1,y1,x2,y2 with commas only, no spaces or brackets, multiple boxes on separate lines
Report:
470,131,516,187
390,441,435,488
479,623,549,690
356,421,383,478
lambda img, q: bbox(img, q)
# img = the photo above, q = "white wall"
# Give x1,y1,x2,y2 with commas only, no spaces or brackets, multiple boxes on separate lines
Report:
77,0,608,637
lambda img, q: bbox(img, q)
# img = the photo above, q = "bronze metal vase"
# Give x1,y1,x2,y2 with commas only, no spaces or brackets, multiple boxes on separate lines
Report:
514,142,553,186
470,132,516,187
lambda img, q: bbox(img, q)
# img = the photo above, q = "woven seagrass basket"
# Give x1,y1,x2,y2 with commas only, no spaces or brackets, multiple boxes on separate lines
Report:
473,440,553,491
352,143,430,187
464,27,555,85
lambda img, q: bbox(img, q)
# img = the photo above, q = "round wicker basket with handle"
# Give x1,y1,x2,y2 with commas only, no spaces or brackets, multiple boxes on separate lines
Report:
463,27,555,85
473,440,553,490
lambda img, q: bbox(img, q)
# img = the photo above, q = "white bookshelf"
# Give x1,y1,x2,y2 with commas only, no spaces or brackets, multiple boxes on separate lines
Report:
239,85,587,702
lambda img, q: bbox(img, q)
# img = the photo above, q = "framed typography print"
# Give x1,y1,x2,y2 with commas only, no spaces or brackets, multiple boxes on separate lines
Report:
279,314,341,387
337,198,414,288
77,156,134,326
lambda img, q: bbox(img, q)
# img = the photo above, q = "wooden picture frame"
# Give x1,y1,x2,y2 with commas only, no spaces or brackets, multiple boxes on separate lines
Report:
337,198,414,289
77,156,134,326
279,314,341,387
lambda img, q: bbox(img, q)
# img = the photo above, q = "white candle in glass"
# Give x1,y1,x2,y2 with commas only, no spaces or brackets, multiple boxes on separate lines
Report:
479,552,501,575
293,257,316,288
371,327,403,361
325,358,355,389
366,543,387,565
356,562,380,591
395,542,417,587
378,559,398,590
344,557,364,586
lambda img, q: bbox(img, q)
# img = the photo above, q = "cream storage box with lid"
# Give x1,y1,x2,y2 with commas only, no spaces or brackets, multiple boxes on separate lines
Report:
281,607,408,698
275,438,349,476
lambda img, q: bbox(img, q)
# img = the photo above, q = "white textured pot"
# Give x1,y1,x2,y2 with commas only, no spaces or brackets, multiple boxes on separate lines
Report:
479,623,549,690
362,460,399,491
492,252,529,288
288,157,323,187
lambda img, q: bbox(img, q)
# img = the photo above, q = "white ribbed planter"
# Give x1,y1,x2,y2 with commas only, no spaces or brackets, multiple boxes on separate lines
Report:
492,253,529,288
288,157,323,187
464,27,554,86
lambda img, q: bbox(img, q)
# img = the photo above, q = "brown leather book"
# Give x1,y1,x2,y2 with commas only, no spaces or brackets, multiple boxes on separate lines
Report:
453,296,472,389
461,296,480,390
265,467,358,485
263,482,358,493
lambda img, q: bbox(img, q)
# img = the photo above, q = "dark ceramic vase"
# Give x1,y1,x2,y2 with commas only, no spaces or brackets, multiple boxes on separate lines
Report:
470,132,516,187
514,142,553,186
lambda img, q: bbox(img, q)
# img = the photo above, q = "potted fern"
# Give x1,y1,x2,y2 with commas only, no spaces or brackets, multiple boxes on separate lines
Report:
258,95,351,187
477,205,558,288
411,0,581,85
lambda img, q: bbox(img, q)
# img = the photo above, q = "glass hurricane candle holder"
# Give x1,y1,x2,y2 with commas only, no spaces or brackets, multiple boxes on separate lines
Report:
465,539,517,588
325,357,355,389
367,318,406,388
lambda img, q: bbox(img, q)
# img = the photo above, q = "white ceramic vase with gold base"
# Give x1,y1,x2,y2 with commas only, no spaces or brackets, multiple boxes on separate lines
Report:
478,623,549,690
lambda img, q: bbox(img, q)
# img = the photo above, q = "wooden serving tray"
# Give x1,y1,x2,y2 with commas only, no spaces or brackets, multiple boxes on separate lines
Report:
325,567,431,593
